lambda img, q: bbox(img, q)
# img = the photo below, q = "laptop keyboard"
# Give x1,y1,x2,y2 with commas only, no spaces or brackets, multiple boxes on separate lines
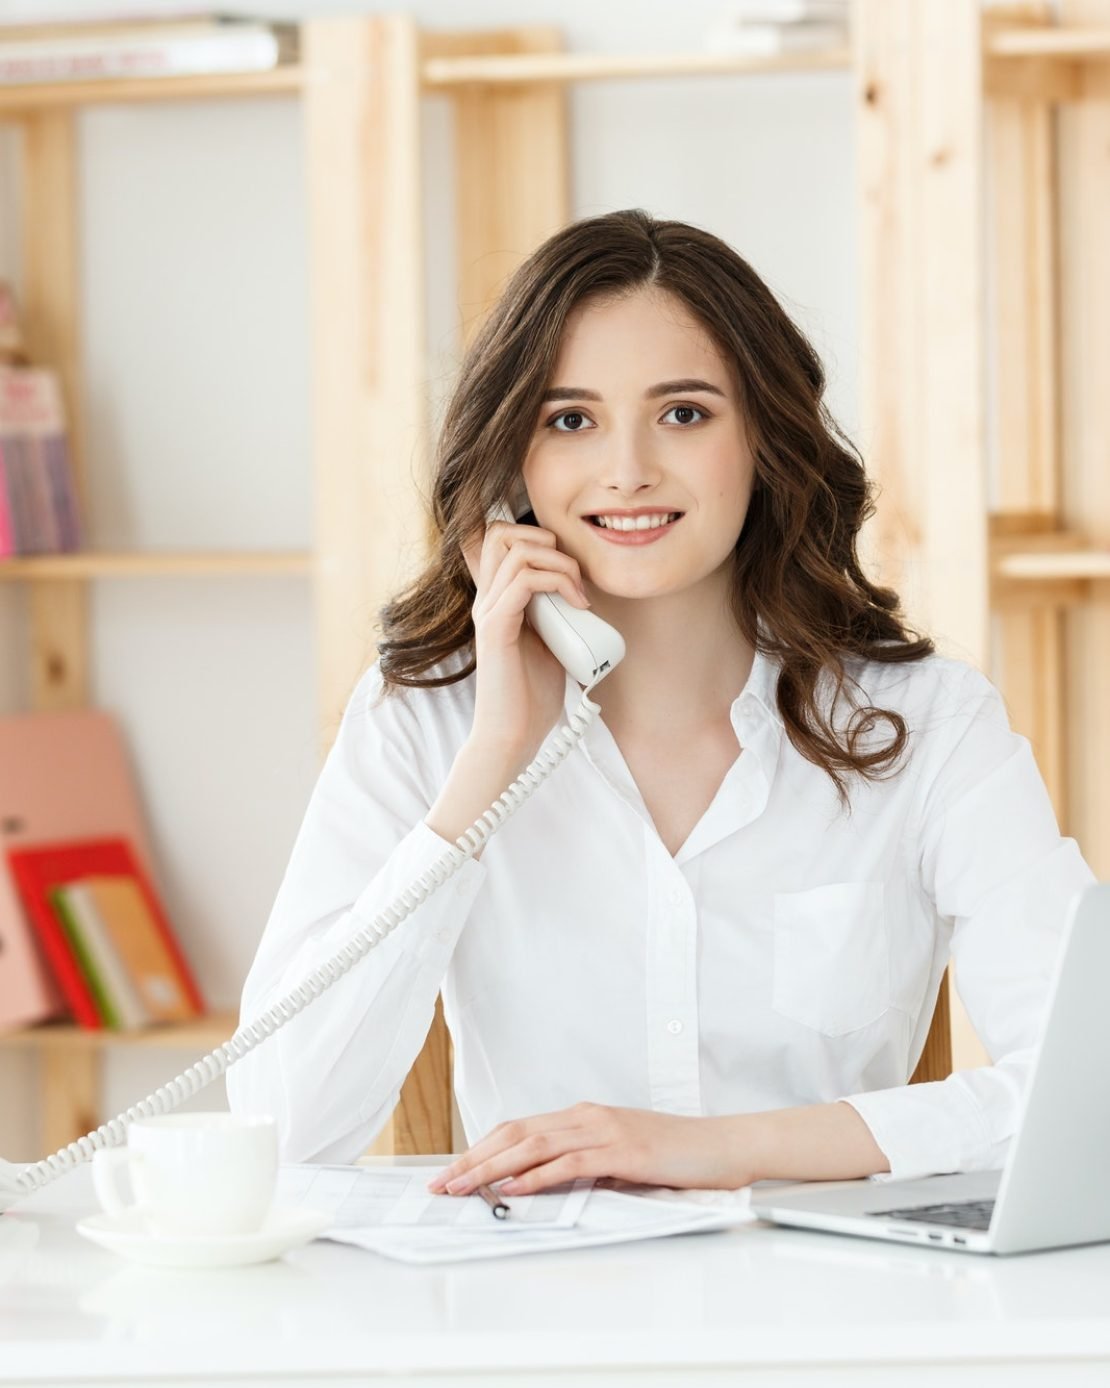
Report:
869,1199,995,1232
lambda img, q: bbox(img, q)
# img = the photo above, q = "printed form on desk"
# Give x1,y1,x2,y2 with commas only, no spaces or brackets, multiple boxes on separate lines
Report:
277,1164,756,1264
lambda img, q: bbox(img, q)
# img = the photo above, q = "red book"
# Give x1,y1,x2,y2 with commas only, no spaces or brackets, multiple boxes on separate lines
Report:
7,836,204,1029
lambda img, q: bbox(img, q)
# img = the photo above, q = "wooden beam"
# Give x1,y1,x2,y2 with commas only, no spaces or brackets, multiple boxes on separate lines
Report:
305,15,429,756
379,25,571,1157
440,26,570,347
985,2,1070,831
21,109,88,711
1058,0,1110,881
855,0,988,667
41,1047,98,1154
303,16,428,1156
855,0,987,1074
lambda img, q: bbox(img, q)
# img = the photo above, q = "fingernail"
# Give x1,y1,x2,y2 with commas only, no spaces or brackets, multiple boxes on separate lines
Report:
578,589,591,607
446,1178,469,1194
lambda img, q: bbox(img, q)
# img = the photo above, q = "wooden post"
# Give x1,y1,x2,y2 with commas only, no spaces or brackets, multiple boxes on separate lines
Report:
41,1049,98,1154
1057,0,1110,881
303,16,430,1155
855,0,986,1074
425,26,570,344
359,25,571,1155
304,15,429,750
986,4,1069,827
21,110,89,710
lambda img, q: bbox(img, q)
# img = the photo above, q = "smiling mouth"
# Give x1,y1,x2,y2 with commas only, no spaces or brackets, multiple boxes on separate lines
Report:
585,512,683,533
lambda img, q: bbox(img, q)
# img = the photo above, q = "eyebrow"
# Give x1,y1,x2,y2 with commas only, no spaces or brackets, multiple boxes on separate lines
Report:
539,378,728,403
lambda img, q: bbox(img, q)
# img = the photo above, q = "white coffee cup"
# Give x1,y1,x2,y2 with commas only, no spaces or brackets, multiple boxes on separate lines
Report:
92,1112,278,1239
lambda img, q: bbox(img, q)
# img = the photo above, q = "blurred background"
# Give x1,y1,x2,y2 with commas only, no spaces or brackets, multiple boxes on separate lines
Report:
0,0,1105,1163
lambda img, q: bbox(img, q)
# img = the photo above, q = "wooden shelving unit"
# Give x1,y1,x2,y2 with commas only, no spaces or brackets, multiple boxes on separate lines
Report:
0,19,432,1158
4,3,1106,1161
0,1013,238,1157
857,0,1110,1069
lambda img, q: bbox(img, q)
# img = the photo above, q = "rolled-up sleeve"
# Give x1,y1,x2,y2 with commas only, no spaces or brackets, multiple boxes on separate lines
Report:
840,669,1096,1180
226,664,485,1164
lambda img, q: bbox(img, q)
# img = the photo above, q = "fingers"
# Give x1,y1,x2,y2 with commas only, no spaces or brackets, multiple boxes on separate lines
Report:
476,519,555,594
481,547,590,622
438,1128,597,1196
427,1106,593,1193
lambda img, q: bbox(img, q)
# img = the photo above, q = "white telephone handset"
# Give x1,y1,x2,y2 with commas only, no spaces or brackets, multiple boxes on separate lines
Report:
0,490,624,1208
487,487,625,686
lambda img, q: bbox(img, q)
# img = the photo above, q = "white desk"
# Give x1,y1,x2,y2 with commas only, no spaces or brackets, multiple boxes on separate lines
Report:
3,1158,1110,1388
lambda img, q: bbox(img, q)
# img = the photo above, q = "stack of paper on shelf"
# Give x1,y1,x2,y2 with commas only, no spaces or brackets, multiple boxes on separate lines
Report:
0,12,299,86
0,708,195,1031
9,838,205,1031
705,0,849,54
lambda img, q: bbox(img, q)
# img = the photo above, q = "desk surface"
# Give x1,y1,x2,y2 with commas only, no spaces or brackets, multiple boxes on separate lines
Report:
3,1158,1110,1387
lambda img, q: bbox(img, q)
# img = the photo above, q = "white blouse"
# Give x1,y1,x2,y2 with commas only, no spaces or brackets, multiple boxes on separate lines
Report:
226,645,1095,1183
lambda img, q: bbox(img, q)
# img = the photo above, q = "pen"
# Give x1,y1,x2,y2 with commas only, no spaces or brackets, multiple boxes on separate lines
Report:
476,1183,510,1219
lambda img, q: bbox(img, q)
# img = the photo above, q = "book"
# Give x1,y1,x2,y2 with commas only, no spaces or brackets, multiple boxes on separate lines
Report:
0,16,299,86
50,881,151,1030
7,837,204,1030
49,881,121,1029
79,875,197,1024
0,364,81,556
0,708,158,1031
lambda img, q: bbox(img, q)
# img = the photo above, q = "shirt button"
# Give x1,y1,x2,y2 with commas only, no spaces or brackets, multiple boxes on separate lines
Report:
666,1019,683,1035
668,887,684,907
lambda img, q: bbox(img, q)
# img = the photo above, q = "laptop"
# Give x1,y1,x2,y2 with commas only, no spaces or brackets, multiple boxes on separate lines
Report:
751,882,1110,1256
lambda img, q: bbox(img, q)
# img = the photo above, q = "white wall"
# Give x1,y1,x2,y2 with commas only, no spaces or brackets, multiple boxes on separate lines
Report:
0,0,857,1160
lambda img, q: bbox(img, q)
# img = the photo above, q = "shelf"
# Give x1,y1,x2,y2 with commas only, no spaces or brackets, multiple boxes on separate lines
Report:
986,25,1110,57
0,1010,239,1051
995,550,1110,581
421,46,852,88
0,550,312,580
0,26,1101,113
0,43,857,110
0,65,304,114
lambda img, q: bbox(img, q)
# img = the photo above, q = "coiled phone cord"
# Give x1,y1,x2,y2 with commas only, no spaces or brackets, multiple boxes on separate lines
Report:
8,684,602,1201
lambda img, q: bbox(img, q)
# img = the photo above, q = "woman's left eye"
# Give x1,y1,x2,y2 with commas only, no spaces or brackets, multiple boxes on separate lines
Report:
662,404,706,425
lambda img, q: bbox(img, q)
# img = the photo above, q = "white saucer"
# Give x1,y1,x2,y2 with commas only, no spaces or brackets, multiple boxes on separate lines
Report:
76,1205,332,1269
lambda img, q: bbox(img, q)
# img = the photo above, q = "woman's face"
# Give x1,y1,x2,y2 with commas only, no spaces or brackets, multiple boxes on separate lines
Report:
521,286,756,604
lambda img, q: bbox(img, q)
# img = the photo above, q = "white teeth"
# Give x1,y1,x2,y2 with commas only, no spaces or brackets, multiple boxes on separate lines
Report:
595,512,678,532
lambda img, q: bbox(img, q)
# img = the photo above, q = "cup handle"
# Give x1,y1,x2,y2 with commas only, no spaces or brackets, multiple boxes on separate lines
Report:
92,1147,140,1216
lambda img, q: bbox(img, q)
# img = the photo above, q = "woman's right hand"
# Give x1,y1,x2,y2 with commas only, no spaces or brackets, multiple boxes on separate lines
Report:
462,518,591,767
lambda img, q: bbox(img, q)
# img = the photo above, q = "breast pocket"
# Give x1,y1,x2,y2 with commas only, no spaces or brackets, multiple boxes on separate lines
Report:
772,881,890,1036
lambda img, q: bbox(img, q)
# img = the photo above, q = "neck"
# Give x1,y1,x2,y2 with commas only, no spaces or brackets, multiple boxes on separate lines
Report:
586,576,755,736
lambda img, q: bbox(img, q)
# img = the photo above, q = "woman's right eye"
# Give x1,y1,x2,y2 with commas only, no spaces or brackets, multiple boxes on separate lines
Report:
547,410,596,433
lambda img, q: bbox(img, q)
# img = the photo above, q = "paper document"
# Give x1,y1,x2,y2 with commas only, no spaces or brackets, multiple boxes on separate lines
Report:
277,1163,589,1232
278,1163,753,1264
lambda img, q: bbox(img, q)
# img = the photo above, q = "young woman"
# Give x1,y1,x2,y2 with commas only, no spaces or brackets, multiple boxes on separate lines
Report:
227,209,1094,1198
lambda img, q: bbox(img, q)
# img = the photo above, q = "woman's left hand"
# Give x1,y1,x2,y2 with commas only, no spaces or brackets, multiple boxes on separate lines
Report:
425,1102,754,1196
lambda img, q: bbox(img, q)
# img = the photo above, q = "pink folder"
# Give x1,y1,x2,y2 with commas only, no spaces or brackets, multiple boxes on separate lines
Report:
0,709,156,1030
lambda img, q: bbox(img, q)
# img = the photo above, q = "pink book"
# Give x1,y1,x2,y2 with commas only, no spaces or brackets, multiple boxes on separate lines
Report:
0,367,78,555
0,709,159,1030
0,439,13,556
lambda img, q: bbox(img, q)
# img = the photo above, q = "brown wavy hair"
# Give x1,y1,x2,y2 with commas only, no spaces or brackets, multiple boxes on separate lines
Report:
378,208,933,806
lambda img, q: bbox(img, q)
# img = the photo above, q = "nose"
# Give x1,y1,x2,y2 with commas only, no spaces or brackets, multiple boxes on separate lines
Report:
600,418,662,498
